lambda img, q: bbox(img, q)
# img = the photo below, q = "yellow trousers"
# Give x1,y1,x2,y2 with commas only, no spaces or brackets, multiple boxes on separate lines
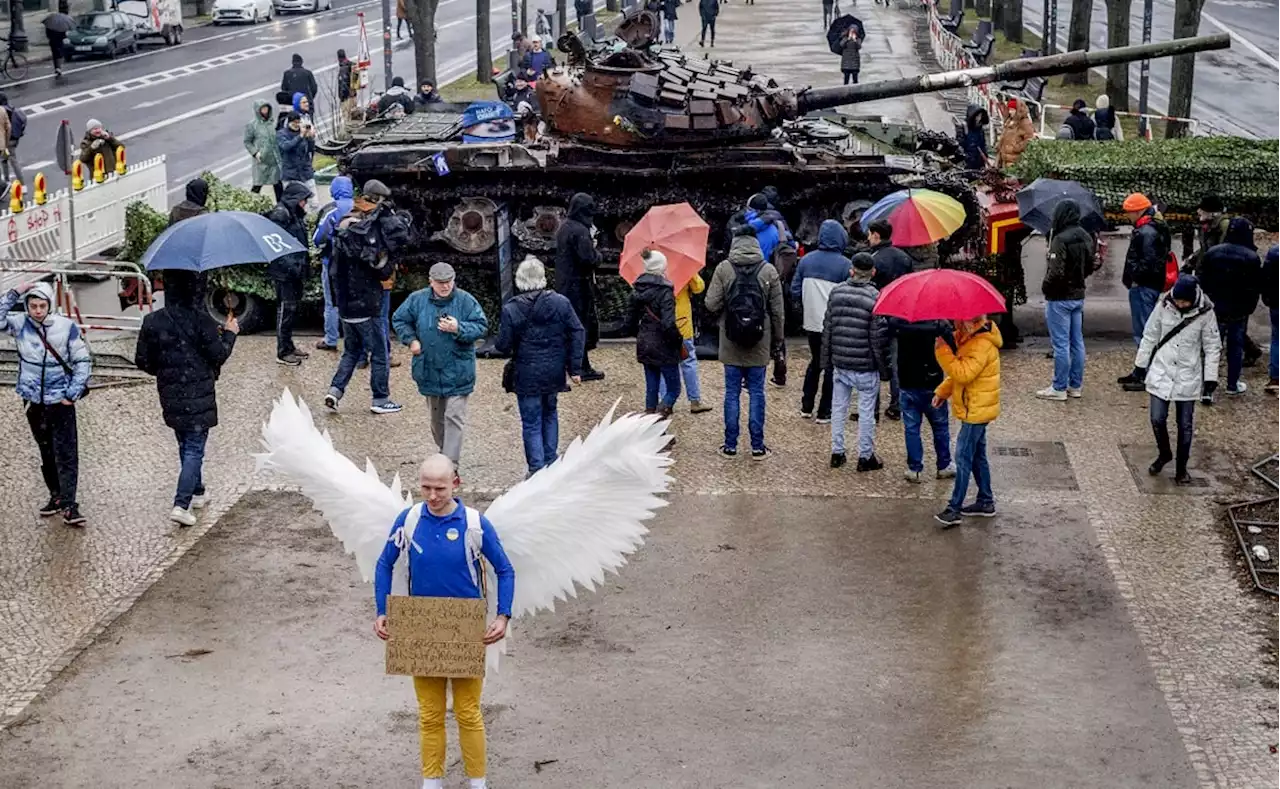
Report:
413,676,486,779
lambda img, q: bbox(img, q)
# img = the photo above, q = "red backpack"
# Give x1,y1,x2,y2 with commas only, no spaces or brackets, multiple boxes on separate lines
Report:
1136,214,1179,291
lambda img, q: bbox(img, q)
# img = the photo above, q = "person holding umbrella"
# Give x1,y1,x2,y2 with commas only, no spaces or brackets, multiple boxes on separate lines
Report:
43,1,74,78
626,250,683,419
1036,198,1096,401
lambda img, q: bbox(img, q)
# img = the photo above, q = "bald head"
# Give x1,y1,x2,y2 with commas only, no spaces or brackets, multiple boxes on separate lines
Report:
420,453,455,482
419,454,459,515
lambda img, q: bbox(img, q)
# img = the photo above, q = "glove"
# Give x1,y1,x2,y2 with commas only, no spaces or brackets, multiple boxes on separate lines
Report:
1201,380,1218,398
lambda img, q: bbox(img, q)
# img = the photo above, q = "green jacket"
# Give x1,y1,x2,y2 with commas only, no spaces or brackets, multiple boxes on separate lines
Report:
392,287,489,397
243,100,281,187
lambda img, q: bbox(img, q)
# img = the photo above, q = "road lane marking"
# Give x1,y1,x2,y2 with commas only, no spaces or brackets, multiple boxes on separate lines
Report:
1199,10,1279,69
133,91,194,109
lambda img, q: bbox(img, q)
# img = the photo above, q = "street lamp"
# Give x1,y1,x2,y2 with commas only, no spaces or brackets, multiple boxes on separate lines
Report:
8,0,28,53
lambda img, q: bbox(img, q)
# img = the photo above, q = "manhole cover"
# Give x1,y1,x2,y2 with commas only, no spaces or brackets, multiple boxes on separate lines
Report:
1119,444,1225,495
988,441,1077,491
994,446,1033,458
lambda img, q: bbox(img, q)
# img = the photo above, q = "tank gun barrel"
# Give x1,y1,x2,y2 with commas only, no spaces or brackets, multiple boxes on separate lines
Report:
795,33,1230,115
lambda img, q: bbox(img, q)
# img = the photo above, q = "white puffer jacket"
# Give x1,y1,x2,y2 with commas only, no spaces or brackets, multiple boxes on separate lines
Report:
1135,287,1221,402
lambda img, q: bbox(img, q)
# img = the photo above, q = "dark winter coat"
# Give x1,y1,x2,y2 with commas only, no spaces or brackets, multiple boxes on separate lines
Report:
1186,213,1231,274
662,0,678,19
554,193,601,349
869,240,914,289
376,86,415,116
331,203,403,321
168,179,209,227
337,58,353,101
133,276,236,432
698,0,718,21
821,274,887,374
1063,109,1095,141
280,64,318,104
392,287,488,398
574,0,591,15
276,125,315,182
889,318,949,391
703,235,786,367
840,35,861,72
415,88,442,108
520,49,556,77
78,130,123,171
494,289,585,396
1042,198,1096,301
1093,106,1117,140
1122,207,1170,292
628,273,682,367
1199,218,1261,322
960,105,988,169
263,182,312,284
792,220,851,332
1263,246,1278,311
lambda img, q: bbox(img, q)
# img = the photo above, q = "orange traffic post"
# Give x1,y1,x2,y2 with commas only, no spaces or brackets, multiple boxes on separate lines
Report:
93,153,106,183
33,172,46,205
9,182,23,213
114,145,126,175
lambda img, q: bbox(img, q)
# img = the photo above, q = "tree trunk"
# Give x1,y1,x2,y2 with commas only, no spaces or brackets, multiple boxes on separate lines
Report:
1165,0,1204,137
556,0,566,38
476,0,493,82
1002,0,1023,43
975,0,991,18
407,0,440,85
606,0,618,11
965,0,976,10
1103,0,1130,110
991,0,1006,34
1061,0,1093,84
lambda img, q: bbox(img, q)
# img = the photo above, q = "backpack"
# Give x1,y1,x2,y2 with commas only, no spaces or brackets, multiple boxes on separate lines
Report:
334,213,385,269
8,106,26,140
1140,214,1179,291
772,241,798,284
723,261,767,347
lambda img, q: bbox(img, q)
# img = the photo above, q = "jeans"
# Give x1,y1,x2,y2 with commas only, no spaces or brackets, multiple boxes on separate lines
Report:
831,368,880,458
516,392,559,475
699,17,715,43
25,401,78,506
948,421,993,511
723,365,766,451
329,319,390,403
1218,318,1246,389
426,395,469,465
1128,286,1160,347
320,259,340,347
1045,299,1085,391
1150,395,1194,474
663,17,675,42
842,69,860,85
414,676,486,779
274,280,299,358
380,288,393,356
1270,308,1278,381
644,364,681,410
659,339,702,403
901,388,951,472
173,428,208,509
802,331,834,419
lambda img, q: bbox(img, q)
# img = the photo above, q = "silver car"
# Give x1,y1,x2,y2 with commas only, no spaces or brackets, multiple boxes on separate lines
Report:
273,0,332,13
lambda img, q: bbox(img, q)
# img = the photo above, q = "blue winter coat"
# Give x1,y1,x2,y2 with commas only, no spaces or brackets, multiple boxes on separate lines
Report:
313,175,354,265
495,289,584,396
745,208,782,262
277,125,314,182
1,288,92,404
392,287,489,397
792,220,851,332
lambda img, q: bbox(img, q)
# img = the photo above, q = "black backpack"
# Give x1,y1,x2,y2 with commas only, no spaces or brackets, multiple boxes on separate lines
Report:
723,261,767,347
334,214,385,269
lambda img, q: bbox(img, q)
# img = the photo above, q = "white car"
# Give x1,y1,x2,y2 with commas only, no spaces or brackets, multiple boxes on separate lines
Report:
273,0,332,13
212,0,273,24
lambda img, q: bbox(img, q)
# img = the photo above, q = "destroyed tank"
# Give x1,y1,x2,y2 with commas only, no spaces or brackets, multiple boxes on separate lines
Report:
337,20,1229,331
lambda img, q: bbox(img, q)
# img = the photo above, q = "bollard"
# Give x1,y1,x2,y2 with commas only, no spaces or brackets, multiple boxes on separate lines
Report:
114,145,126,175
93,153,106,184
33,172,46,205
9,182,23,214
72,160,86,191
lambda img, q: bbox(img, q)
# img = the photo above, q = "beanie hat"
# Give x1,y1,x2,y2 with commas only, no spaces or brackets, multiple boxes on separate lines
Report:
86,118,103,133
392,76,405,87
1122,193,1152,212
1095,94,1110,109
642,249,668,275
1170,274,1198,302
1198,194,1224,213
748,193,769,212
1071,98,1087,111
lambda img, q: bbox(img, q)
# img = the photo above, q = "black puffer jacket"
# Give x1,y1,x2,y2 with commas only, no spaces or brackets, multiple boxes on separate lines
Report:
553,193,601,349
1122,207,1170,292
1262,245,1278,311
869,240,914,289
332,204,400,321
1042,198,1096,301
1199,217,1261,322
133,274,236,432
628,273,682,367
263,181,312,283
494,289,585,396
820,274,887,375
890,318,949,391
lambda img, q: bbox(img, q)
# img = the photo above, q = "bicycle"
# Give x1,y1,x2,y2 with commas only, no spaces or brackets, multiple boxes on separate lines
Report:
2,39,28,81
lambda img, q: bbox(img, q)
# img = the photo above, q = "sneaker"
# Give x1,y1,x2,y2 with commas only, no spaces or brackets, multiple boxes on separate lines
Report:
1174,471,1193,485
370,400,403,414
1226,381,1248,395
751,446,772,461
936,466,956,479
800,410,813,419
62,505,86,527
718,445,737,458
38,496,61,517
690,400,712,414
884,405,902,421
292,349,310,359
1116,372,1140,385
276,353,303,366
1035,387,1067,401
935,507,962,528
324,393,339,411
1067,387,1083,398
190,493,209,510
815,417,831,425
389,358,403,368
580,369,606,382
169,506,197,527
315,340,338,351
830,452,847,469
904,469,923,483
960,502,996,517
1148,453,1173,475
856,454,884,472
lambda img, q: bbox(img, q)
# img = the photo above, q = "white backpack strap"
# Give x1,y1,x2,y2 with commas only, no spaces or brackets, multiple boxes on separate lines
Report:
464,506,486,597
391,502,425,555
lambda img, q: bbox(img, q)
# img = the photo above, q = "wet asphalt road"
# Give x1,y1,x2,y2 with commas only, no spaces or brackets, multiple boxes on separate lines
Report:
0,0,521,202
1026,0,1278,138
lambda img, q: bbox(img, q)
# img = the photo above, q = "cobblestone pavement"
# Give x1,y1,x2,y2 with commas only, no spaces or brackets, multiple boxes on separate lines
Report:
1,332,1276,785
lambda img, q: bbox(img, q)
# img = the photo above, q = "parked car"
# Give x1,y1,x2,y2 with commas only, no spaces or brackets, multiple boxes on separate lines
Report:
118,0,184,46
64,12,138,60
273,0,332,13
212,0,273,25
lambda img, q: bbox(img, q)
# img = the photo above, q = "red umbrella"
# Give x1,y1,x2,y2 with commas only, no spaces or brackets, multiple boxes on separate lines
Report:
873,269,1007,322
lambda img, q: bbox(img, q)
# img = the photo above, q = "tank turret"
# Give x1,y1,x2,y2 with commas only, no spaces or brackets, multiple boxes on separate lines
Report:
536,20,1230,148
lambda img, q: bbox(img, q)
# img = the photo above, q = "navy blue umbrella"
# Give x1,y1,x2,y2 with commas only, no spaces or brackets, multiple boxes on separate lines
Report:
140,211,306,272
1015,178,1106,236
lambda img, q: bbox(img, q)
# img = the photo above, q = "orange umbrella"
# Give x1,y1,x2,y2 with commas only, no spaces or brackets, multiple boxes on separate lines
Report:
619,202,710,293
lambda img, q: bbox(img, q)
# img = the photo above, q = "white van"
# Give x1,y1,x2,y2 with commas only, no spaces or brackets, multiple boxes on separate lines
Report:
118,0,184,46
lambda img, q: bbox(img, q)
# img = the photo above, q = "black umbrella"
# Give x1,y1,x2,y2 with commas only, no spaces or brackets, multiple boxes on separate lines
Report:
826,14,865,55
43,12,75,33
1015,178,1106,235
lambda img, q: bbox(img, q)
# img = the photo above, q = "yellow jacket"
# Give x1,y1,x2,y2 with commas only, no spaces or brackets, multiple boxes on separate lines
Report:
674,273,704,341
934,321,1003,424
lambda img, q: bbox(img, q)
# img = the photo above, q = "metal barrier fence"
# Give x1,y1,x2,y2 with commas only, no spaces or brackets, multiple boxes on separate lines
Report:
926,4,1005,142
1026,101,1205,139
0,258,154,335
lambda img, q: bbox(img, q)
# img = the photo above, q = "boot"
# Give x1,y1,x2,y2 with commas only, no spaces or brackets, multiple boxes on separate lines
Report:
657,404,674,419
1149,420,1173,476
1174,432,1192,485
689,399,712,414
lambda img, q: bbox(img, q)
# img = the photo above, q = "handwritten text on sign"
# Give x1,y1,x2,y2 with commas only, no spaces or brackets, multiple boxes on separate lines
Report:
385,596,486,678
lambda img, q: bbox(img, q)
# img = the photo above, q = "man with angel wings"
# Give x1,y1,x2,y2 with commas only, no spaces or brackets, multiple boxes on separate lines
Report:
256,389,673,788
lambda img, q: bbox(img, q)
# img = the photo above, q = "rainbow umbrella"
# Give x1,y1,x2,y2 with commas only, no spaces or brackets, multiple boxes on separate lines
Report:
859,189,967,247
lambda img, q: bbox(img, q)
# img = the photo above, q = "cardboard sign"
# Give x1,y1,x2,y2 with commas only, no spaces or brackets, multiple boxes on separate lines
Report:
385,596,487,678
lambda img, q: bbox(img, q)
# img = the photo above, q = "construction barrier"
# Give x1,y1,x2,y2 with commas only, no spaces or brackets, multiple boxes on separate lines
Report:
926,3,1005,142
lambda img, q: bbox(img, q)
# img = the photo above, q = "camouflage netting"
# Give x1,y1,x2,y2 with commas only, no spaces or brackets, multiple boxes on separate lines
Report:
1007,138,1280,231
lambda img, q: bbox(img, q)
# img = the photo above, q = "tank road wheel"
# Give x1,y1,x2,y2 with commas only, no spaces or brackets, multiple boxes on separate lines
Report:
511,205,565,253
613,219,634,243
206,289,266,335
433,197,499,254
